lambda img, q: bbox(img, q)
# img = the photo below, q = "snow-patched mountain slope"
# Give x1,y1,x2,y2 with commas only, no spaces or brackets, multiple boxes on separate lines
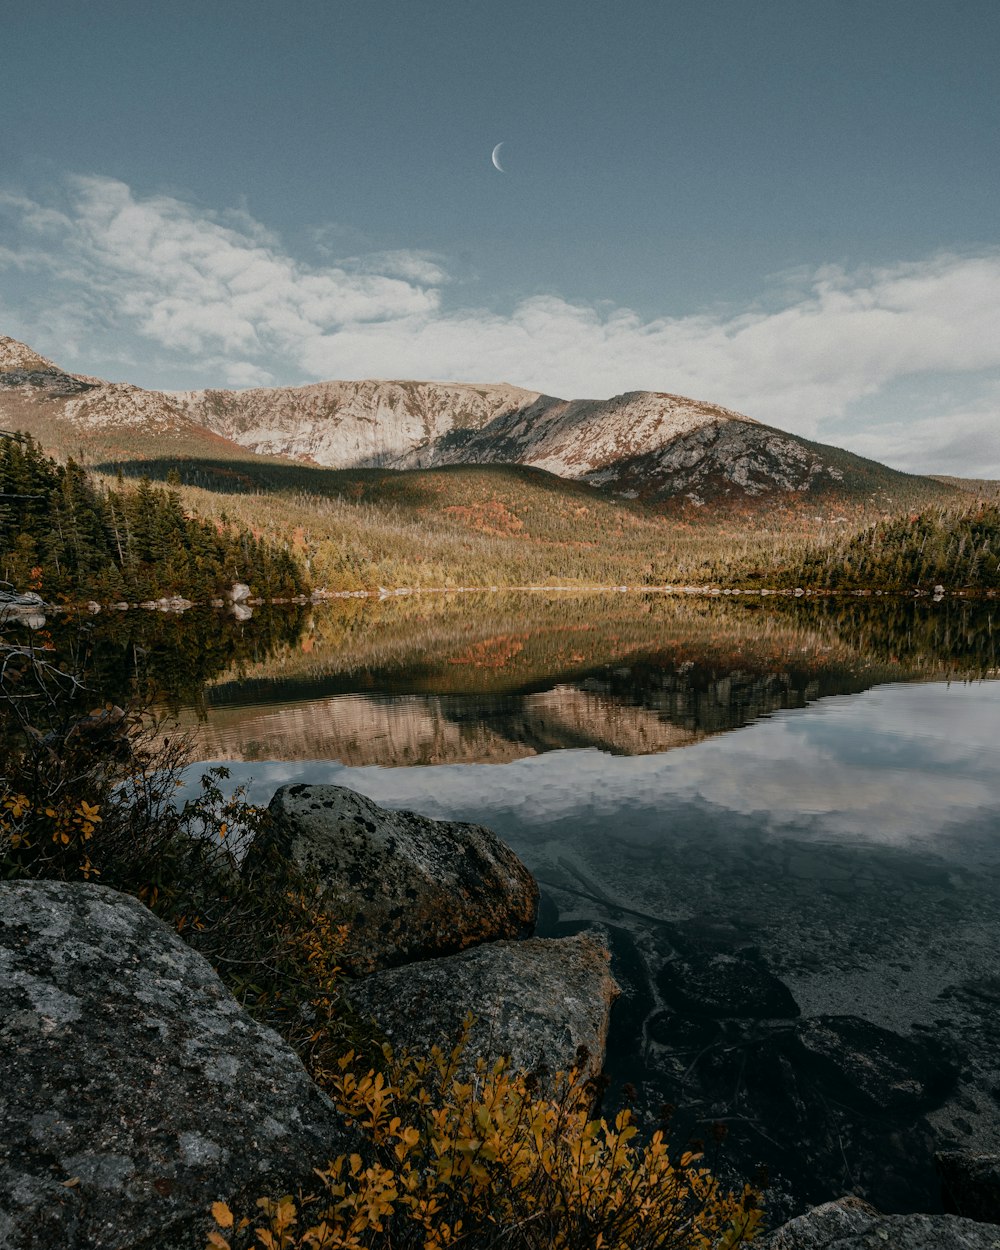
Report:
171,379,542,468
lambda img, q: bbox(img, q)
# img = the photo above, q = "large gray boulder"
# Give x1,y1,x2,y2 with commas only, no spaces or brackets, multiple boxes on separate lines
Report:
758,1196,1000,1249
0,880,356,1250
347,933,619,1081
261,784,539,975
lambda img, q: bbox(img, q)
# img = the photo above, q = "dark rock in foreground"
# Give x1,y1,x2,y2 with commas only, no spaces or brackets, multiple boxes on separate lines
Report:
0,880,355,1250
937,1151,1000,1224
347,933,619,1081
758,1195,1000,1248
656,948,800,1019
261,783,539,975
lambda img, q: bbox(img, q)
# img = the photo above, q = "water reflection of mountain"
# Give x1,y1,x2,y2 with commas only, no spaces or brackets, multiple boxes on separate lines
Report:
182,592,948,765
22,592,991,766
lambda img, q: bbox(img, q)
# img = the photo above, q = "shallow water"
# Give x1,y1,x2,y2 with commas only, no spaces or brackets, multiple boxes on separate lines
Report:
18,593,999,1217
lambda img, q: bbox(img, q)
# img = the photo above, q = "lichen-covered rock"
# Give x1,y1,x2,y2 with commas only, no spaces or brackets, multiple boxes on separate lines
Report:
347,933,619,1081
758,1196,1000,1248
937,1152,1000,1224
260,784,538,975
0,880,356,1250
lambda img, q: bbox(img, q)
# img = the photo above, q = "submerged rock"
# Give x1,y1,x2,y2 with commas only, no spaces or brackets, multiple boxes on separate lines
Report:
261,783,539,975
0,880,355,1250
794,1015,957,1114
347,933,619,1081
758,1196,1000,1248
937,1151,1000,1224
646,1007,723,1051
656,949,800,1019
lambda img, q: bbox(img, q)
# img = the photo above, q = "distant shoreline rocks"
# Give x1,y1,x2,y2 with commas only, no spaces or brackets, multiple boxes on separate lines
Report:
3,580,995,630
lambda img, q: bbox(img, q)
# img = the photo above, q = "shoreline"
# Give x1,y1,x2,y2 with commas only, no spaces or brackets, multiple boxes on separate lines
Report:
2,581,997,620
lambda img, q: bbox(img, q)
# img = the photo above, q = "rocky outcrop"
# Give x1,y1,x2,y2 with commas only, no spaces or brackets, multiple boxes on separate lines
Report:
347,933,619,1081
0,880,356,1250
937,1152,1000,1224
758,1196,1000,1248
259,783,538,974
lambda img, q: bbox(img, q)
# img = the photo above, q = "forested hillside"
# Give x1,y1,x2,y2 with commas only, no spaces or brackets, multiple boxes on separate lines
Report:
0,435,305,602
785,504,1000,591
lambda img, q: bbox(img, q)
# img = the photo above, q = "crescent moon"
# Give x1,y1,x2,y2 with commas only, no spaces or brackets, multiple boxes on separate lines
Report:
491,142,505,172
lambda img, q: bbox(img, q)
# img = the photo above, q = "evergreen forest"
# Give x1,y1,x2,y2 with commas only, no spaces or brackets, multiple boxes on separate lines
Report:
0,434,305,602
784,504,1000,592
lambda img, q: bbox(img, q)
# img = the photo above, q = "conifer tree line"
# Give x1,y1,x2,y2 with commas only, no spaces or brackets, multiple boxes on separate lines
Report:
788,504,1000,591
0,434,306,602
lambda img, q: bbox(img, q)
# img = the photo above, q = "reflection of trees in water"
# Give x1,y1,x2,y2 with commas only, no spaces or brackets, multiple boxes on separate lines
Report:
2,605,308,717
10,596,995,755
204,595,998,705
147,595,997,767
765,597,999,679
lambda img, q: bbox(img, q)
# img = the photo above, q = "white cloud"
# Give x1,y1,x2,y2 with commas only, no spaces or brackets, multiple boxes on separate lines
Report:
1,174,998,471
347,249,450,286
844,397,1000,480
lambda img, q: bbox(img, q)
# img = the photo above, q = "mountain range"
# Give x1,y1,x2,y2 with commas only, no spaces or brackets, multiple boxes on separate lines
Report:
0,335,956,510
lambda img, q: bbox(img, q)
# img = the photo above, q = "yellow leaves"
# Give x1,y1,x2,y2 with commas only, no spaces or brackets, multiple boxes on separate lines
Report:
211,1200,234,1228
2,788,105,861
392,1124,420,1162
210,1028,762,1250
3,793,30,819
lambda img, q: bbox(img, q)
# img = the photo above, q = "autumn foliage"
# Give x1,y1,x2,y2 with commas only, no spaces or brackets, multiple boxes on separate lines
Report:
209,1022,761,1250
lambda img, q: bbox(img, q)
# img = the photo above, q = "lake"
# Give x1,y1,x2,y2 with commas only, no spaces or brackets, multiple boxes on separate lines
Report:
21,592,1000,1219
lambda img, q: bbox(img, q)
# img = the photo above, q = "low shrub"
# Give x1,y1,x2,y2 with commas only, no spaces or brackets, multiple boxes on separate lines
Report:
211,1022,761,1249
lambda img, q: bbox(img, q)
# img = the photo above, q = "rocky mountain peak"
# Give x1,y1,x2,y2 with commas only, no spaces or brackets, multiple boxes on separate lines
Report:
0,336,61,374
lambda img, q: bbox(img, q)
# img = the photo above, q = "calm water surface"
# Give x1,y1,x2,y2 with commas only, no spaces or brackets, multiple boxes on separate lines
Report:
163,597,1000,1215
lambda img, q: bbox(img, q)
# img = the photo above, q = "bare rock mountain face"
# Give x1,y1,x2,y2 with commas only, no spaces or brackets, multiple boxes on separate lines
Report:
171,378,542,469
175,377,828,502
0,335,947,506
170,377,924,504
0,336,250,456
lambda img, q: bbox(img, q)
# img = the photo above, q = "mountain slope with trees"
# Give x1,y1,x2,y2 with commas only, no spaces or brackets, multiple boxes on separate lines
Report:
781,504,1000,592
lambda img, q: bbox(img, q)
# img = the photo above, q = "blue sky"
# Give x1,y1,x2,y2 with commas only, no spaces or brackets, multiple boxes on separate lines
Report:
2,0,998,474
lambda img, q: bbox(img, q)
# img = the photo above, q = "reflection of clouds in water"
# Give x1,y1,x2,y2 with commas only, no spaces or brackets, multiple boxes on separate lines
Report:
666,685,997,840
184,682,999,855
